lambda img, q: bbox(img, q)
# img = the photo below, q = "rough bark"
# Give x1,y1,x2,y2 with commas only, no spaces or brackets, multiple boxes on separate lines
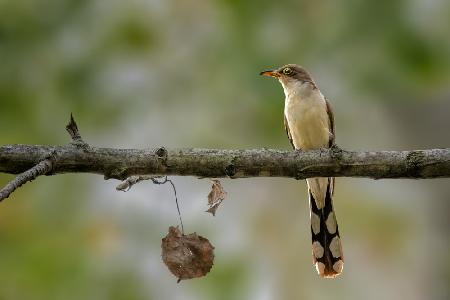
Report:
1,144,449,180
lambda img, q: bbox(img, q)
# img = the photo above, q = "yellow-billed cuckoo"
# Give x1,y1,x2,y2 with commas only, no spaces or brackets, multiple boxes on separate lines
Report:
261,64,343,278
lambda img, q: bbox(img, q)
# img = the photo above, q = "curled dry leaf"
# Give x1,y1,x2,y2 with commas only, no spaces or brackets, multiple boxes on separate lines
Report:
206,179,227,216
161,226,215,282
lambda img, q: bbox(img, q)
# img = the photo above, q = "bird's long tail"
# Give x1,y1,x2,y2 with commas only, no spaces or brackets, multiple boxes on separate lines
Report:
307,177,344,278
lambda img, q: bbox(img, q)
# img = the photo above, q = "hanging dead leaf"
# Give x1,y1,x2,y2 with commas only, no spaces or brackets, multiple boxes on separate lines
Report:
206,179,227,216
161,226,215,282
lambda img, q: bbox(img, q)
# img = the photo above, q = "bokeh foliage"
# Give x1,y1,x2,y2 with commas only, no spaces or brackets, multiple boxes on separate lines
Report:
1,0,449,299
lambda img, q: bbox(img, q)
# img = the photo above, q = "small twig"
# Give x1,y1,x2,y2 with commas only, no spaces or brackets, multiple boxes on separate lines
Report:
116,175,157,191
116,175,185,234
65,113,87,146
0,158,54,202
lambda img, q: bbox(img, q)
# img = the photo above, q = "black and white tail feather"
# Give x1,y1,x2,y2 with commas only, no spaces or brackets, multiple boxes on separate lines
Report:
308,177,343,278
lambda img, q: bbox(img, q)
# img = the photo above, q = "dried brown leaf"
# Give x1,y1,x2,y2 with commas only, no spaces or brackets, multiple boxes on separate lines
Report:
161,226,215,282
206,179,227,216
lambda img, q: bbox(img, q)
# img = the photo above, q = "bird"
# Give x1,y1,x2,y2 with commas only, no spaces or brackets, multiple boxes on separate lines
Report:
260,64,343,278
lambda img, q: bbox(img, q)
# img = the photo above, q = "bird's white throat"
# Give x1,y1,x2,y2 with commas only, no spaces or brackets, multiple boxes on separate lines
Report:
279,78,314,100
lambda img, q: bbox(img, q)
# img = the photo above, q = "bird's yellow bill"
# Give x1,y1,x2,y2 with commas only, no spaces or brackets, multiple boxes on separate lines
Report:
260,70,280,77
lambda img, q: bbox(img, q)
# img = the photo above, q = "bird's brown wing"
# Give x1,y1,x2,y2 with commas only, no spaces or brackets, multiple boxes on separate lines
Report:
325,98,336,195
284,114,295,149
325,98,335,147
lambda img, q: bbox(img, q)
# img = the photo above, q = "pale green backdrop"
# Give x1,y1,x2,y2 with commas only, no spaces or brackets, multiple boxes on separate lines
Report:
1,1,450,299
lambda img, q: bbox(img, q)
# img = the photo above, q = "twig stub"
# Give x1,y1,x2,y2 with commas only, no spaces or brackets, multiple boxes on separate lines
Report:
65,113,87,147
156,147,168,158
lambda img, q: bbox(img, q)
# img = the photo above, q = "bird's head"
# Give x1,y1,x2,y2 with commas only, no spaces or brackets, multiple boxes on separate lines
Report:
260,64,316,93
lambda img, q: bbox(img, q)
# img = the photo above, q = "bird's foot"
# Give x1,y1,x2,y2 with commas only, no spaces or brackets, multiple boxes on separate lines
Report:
330,144,343,159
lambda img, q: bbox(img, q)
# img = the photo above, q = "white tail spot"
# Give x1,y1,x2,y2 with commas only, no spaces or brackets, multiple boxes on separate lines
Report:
315,262,325,276
312,241,324,258
333,260,344,273
311,212,320,234
325,212,337,234
329,236,342,258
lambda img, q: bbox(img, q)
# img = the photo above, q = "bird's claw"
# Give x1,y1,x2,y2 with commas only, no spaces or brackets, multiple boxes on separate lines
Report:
330,144,343,159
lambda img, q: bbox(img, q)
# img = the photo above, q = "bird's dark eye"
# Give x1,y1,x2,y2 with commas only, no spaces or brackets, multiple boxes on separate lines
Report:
282,67,293,75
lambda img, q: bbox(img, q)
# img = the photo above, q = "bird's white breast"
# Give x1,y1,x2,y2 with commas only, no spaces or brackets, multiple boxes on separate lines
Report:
282,80,332,207
283,81,330,150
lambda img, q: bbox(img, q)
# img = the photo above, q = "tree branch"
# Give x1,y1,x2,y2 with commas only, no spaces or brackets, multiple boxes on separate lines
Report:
0,156,54,201
1,115,449,202
1,144,449,181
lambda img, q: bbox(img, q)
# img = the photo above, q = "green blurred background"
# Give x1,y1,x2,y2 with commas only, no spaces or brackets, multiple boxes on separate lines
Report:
1,0,450,299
